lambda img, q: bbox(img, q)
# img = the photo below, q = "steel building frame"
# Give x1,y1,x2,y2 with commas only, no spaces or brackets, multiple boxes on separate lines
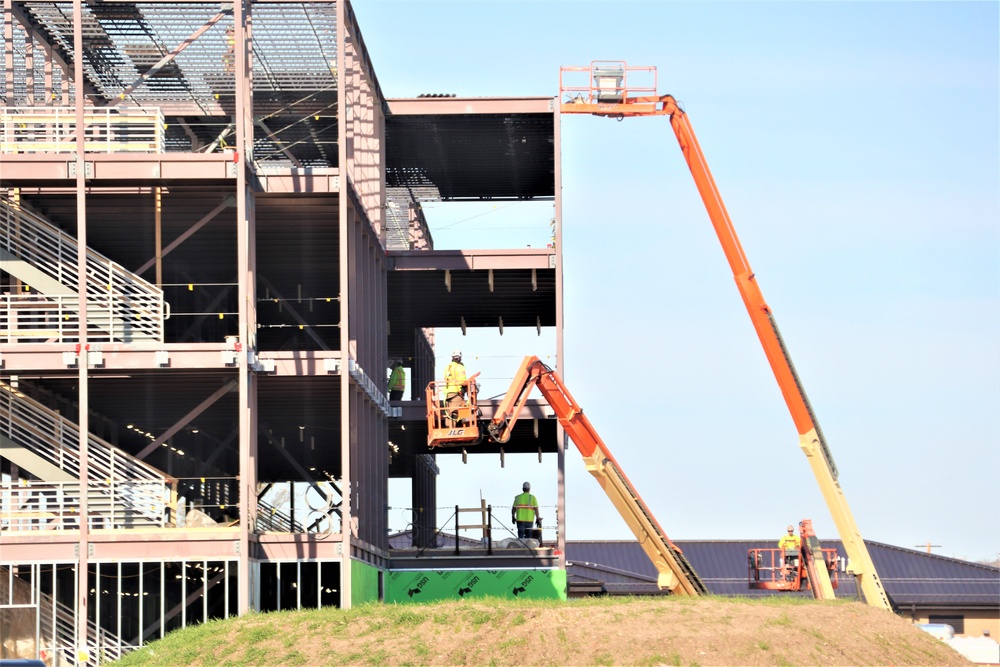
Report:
0,0,562,662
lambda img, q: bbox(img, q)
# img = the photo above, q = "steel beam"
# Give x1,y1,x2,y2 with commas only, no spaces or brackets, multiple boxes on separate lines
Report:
256,534,344,561
387,96,555,116
388,248,555,272
112,12,227,104
135,379,237,460
0,153,238,184
0,343,254,371
135,196,236,276
257,169,340,193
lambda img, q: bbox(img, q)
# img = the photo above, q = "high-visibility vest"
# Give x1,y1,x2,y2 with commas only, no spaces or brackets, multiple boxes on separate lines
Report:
513,492,538,522
445,361,466,395
778,534,801,551
389,367,405,391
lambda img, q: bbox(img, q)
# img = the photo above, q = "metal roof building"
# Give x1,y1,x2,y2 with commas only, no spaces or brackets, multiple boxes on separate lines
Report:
566,539,1000,637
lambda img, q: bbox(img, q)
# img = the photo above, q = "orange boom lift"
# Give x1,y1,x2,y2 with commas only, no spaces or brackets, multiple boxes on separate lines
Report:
428,355,707,596
559,61,891,611
748,519,840,598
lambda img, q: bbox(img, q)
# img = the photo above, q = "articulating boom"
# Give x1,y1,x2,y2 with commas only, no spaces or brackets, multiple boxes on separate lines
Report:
560,61,891,611
487,356,706,596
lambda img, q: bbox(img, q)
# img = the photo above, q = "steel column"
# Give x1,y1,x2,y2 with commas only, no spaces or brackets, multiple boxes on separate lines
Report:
553,97,566,569
71,0,91,660
336,0,352,608
233,0,257,615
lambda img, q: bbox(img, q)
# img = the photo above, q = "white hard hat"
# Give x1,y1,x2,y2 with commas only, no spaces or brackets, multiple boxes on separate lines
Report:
523,482,530,491
452,350,462,359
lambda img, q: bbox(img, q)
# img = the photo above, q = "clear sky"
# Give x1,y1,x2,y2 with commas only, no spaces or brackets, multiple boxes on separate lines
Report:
355,1,1000,563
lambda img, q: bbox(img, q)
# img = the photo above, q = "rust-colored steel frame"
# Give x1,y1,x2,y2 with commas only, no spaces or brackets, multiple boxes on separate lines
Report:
0,1,392,657
2,2,565,660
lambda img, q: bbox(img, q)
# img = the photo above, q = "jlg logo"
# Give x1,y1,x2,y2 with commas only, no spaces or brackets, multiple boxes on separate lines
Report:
447,429,465,436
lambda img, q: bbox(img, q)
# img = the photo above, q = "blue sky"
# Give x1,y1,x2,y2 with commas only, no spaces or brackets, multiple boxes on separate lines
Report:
356,2,1000,563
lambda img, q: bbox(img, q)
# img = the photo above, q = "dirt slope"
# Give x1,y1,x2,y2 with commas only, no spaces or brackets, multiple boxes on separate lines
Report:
116,596,971,666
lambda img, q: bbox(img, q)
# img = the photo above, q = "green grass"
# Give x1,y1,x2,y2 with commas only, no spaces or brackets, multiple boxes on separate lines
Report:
109,595,956,667
765,611,794,627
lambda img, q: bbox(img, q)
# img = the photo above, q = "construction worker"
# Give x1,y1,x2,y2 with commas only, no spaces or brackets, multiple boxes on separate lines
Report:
778,524,801,551
222,25,235,73
388,360,406,401
444,350,467,419
778,524,801,578
512,482,541,540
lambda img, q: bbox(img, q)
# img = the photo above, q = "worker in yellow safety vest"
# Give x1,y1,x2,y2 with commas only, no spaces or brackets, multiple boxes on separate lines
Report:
388,360,406,401
778,524,801,576
512,482,542,540
778,524,801,551
444,350,467,417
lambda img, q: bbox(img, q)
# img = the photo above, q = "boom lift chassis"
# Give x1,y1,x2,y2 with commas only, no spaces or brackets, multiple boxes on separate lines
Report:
558,62,892,611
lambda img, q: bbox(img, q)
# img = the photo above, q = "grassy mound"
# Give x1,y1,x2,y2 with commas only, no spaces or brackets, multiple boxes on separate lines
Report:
112,596,968,666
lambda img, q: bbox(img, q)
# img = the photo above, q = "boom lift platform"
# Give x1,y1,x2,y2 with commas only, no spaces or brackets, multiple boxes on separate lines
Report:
748,519,839,599
426,372,483,446
426,355,707,596
558,61,892,611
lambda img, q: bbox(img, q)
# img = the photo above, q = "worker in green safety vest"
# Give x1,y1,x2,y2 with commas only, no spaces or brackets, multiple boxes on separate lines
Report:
511,481,541,540
388,360,406,401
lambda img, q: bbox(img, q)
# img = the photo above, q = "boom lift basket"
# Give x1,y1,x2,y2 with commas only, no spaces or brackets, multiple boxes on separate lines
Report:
747,546,840,592
425,373,481,448
559,61,659,111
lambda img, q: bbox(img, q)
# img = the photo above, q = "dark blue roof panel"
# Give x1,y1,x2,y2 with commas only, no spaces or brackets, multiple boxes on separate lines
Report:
564,539,1000,608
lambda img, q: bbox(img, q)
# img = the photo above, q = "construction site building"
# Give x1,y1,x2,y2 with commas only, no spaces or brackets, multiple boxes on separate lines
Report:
0,1,563,662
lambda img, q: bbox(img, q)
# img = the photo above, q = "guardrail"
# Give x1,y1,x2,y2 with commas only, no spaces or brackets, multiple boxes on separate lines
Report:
0,106,164,153
0,479,170,530
0,194,166,343
0,292,164,344
0,381,177,527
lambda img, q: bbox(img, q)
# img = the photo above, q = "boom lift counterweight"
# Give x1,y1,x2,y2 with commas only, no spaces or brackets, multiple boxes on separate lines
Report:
559,61,892,611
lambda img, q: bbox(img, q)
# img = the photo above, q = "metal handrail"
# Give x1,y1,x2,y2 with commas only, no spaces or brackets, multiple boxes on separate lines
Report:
0,194,165,343
0,106,164,154
0,382,176,527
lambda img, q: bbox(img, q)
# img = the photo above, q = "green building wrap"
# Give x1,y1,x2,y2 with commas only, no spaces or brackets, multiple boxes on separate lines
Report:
351,560,381,606
386,568,567,603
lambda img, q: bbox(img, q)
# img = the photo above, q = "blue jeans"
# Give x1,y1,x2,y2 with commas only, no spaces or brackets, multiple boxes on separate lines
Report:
517,521,534,539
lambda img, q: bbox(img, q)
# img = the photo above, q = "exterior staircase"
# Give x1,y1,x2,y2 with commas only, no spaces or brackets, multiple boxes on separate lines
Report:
0,381,177,530
0,192,166,344
0,564,129,666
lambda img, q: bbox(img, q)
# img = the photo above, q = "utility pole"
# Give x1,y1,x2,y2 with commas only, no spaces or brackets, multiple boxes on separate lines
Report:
915,542,942,554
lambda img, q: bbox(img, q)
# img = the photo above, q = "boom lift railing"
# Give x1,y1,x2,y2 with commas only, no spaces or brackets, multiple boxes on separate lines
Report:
559,61,891,611
748,519,839,598
425,373,482,448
